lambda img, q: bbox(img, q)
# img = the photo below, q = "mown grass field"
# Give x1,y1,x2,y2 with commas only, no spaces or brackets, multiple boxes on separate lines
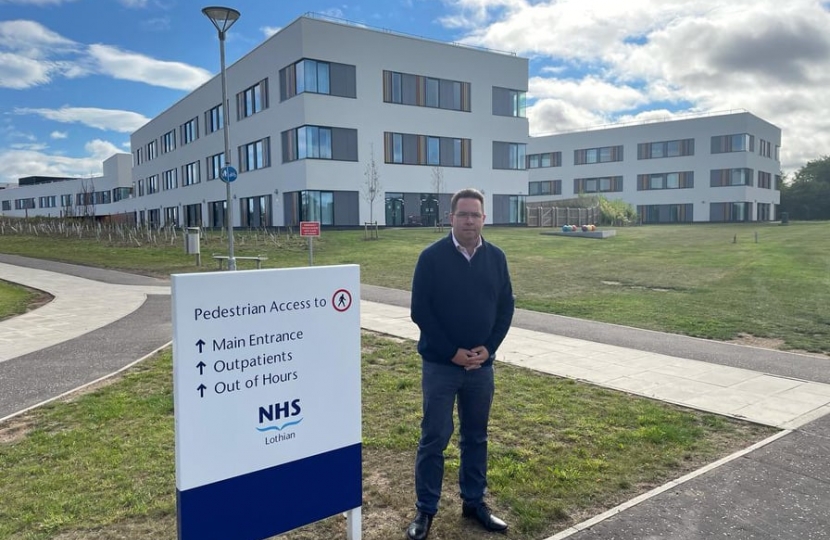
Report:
0,335,776,540
2,219,829,353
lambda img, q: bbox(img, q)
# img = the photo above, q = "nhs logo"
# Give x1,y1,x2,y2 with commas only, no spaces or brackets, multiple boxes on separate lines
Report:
256,399,303,434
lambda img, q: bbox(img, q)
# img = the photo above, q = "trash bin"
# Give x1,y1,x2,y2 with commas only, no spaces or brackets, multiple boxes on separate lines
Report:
185,227,201,254
780,212,789,225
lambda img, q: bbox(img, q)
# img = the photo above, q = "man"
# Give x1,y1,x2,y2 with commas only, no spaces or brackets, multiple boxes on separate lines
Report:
406,188,515,539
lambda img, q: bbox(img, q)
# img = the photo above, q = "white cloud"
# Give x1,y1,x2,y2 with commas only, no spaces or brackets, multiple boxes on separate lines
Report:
50,131,67,139
262,26,282,38
119,0,149,7
529,76,647,113
0,138,123,185
15,106,150,133
443,0,830,172
0,20,210,92
87,44,212,91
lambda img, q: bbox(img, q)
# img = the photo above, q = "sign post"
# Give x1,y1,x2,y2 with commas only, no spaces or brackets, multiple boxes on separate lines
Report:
299,221,321,266
172,265,361,540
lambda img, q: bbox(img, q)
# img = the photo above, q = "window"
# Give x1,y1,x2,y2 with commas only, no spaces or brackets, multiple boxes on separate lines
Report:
280,59,356,101
147,140,157,160
240,195,271,227
182,161,200,186
184,203,202,227
113,187,132,202
710,202,751,222
164,206,179,226
775,174,782,190
492,142,526,170
162,169,178,191
238,79,268,119
147,174,159,194
93,191,110,205
710,168,754,187
208,200,226,228
575,145,623,165
383,70,471,112
711,133,754,154
207,152,225,181
638,204,693,223
39,195,56,208
1,200,10,211
137,179,145,197
299,190,334,225
134,147,143,166
425,78,439,108
180,117,198,145
527,152,561,168
758,171,772,189
427,137,440,165
384,132,471,167
759,139,773,158
60,194,72,207
492,87,526,117
283,127,358,162
206,104,224,133
297,59,329,94
74,193,93,207
575,176,623,193
528,180,562,195
239,137,271,172
638,139,694,159
162,130,176,153
299,126,332,159
637,171,694,190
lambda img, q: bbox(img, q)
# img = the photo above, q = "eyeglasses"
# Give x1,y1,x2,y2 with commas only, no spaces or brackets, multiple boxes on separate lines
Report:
453,212,483,219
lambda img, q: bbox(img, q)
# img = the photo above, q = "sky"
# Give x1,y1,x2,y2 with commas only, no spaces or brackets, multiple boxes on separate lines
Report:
2,0,830,186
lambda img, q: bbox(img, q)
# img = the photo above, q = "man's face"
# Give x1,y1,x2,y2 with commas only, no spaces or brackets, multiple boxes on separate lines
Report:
451,197,485,244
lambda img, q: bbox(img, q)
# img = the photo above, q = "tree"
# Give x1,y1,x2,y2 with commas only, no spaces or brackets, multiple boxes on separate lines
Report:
362,144,382,225
75,178,96,220
431,166,445,231
781,156,830,220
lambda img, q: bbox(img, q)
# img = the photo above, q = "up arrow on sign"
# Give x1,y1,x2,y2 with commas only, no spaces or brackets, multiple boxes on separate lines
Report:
220,165,238,183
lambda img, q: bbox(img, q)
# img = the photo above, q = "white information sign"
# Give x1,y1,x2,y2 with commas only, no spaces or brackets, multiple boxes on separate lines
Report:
172,265,361,540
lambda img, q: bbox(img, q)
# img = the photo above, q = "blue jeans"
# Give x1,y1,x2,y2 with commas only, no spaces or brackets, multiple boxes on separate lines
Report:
414,361,495,515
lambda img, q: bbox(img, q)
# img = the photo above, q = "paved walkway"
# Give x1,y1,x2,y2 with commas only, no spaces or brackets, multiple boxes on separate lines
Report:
1,256,829,539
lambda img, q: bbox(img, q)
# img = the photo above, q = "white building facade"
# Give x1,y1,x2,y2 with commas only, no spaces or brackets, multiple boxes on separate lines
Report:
0,154,132,219
527,111,782,223
129,15,529,228
0,17,783,226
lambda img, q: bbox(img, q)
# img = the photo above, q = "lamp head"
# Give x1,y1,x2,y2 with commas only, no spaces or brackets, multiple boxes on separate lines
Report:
202,6,240,34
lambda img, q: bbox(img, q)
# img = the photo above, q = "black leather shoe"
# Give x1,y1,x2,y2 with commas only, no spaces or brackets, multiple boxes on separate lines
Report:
462,502,508,532
406,510,433,540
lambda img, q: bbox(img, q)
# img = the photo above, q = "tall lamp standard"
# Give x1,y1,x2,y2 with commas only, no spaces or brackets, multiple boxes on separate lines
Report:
202,6,240,271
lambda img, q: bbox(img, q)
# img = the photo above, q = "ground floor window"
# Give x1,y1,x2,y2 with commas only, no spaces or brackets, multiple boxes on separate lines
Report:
208,200,226,228
298,190,334,224
240,195,272,228
710,202,751,222
638,204,693,223
148,208,161,229
184,203,202,227
164,206,179,227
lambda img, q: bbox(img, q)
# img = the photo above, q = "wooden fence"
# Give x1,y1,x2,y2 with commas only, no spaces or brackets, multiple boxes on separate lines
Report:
526,204,601,228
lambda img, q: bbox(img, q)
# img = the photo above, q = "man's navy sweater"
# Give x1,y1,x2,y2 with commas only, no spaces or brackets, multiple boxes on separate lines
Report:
410,233,515,367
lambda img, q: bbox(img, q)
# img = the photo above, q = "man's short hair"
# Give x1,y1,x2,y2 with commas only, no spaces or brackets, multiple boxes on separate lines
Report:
451,188,485,213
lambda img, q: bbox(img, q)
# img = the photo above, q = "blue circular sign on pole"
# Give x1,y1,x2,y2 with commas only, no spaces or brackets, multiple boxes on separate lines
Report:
220,165,238,183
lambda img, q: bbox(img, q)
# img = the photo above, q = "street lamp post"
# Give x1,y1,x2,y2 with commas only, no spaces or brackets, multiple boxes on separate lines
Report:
203,6,240,271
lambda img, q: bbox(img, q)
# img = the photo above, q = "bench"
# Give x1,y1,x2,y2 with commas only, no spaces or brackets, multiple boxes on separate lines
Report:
212,254,268,270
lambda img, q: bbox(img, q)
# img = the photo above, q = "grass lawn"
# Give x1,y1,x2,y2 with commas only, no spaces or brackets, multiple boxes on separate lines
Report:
0,280,52,321
0,334,777,540
2,219,829,353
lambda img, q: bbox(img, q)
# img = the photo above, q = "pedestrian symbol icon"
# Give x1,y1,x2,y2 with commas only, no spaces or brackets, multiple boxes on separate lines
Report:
332,289,352,312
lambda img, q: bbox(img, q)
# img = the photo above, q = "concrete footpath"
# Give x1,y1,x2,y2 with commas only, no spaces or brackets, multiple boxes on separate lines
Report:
1,254,829,539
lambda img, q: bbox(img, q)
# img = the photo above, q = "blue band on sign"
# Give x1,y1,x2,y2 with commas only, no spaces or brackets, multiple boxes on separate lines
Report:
177,443,362,540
